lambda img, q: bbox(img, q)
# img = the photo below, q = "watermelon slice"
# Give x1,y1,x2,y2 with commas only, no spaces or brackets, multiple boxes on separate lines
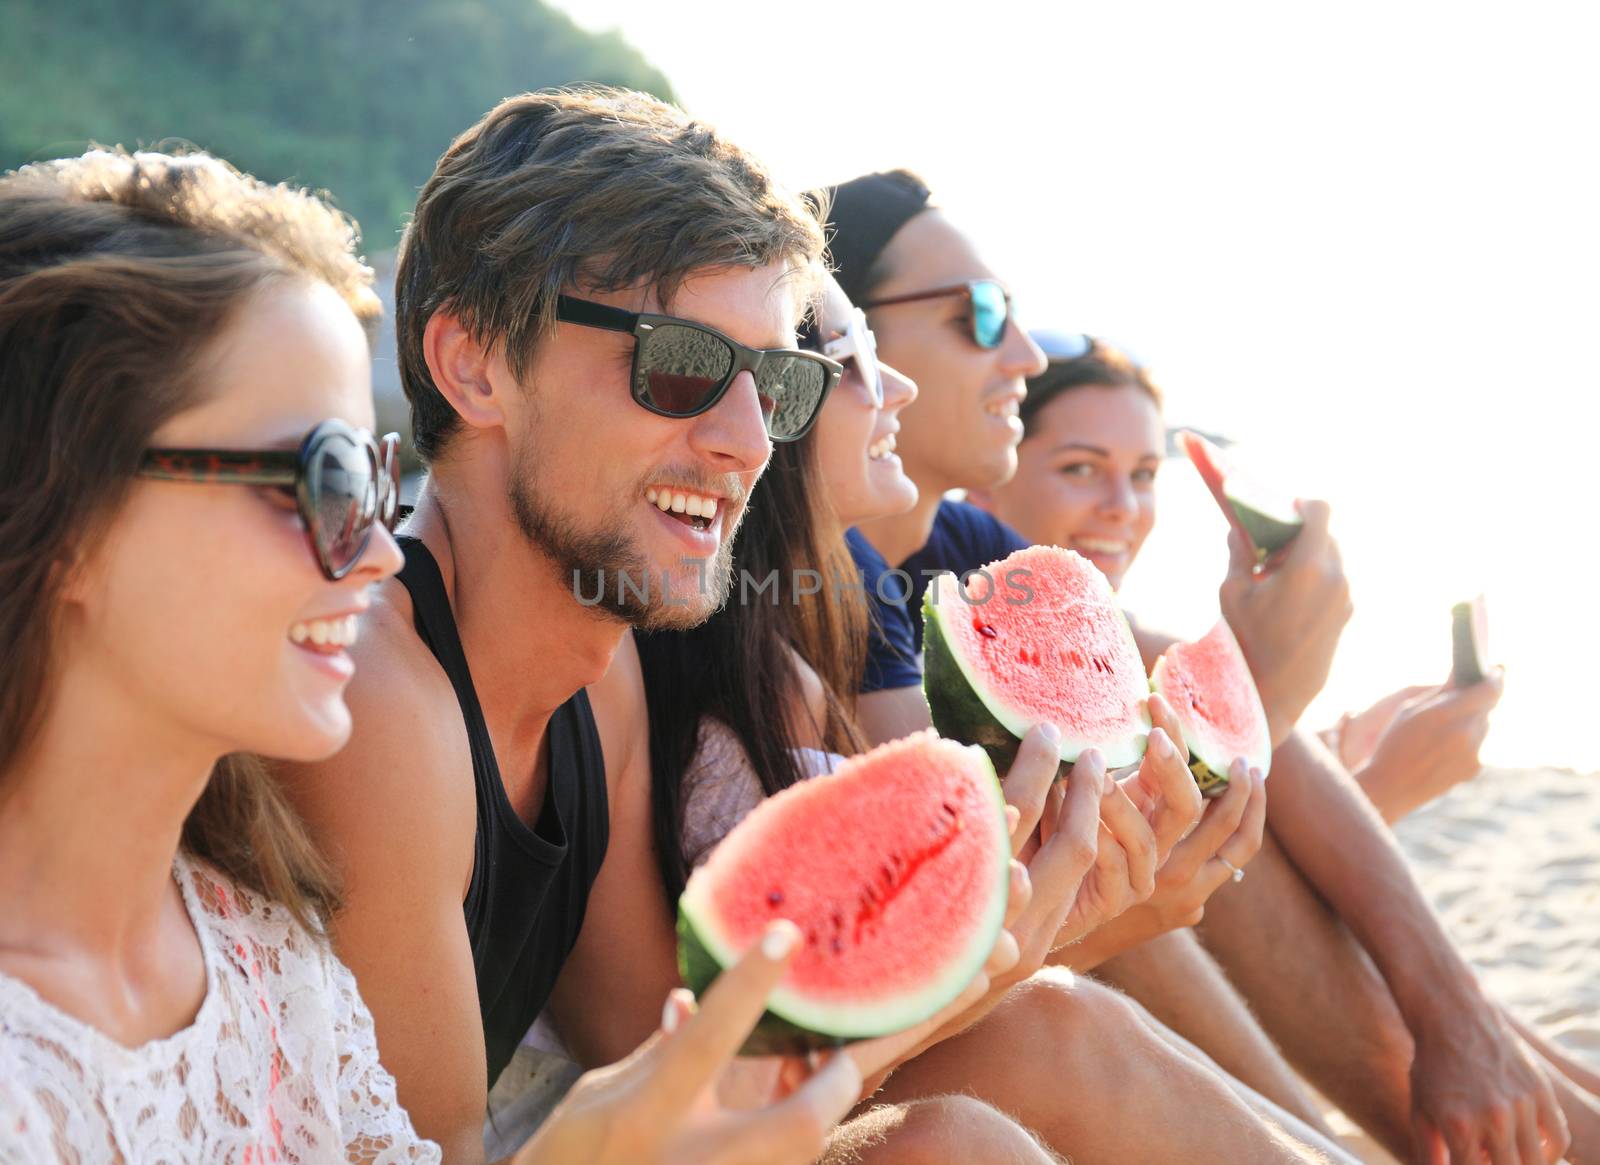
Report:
1178,430,1302,563
677,731,1010,1054
1451,595,1489,687
1150,620,1273,798
922,544,1152,772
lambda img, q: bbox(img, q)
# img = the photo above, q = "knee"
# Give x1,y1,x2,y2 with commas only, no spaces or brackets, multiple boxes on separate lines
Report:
870,1096,1050,1165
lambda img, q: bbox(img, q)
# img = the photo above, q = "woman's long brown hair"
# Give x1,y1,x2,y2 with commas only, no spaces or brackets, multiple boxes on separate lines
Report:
0,150,380,933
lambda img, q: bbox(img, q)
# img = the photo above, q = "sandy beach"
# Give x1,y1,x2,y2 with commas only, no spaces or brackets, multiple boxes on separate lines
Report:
1397,765,1600,1067
1323,765,1600,1162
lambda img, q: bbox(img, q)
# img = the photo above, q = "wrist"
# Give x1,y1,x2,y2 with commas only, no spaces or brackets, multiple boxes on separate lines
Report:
1391,959,1487,1034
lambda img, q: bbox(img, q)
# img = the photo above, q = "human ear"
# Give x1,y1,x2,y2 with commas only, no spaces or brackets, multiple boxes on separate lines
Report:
423,312,506,431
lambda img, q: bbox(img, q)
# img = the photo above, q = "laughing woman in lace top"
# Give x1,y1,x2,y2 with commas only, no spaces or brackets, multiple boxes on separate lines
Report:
0,149,434,1163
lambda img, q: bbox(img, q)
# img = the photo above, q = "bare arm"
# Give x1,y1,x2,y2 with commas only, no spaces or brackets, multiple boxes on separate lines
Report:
276,603,490,1164
547,633,682,1068
855,685,932,746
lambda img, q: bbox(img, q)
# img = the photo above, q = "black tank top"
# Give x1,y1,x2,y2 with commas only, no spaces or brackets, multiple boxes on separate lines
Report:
394,536,609,1088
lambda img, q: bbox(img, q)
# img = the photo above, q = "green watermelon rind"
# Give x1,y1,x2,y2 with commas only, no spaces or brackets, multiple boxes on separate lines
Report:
1150,628,1273,801
922,572,1150,772
1226,495,1303,559
1451,599,1487,687
676,742,1011,1055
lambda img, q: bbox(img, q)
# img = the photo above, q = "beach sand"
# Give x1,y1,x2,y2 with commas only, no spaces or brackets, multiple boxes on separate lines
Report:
1324,764,1600,1162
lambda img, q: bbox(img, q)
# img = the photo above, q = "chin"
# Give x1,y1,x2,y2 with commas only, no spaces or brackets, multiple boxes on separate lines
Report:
261,704,355,763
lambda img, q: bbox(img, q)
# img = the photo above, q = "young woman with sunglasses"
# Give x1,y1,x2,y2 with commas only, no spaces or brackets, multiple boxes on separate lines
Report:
826,169,1577,1163
0,149,930,1165
575,274,1359,1164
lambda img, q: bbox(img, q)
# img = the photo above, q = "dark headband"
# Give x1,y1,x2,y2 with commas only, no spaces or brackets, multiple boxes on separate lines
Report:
820,169,933,306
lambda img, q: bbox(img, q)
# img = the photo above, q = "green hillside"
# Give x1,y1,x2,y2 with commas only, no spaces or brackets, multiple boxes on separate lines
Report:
0,0,675,249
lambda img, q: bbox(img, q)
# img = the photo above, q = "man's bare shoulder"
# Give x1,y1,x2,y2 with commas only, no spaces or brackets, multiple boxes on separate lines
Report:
276,575,476,894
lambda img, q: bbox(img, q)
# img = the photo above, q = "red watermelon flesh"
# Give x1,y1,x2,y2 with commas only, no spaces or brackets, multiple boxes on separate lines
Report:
677,731,1009,1053
1150,619,1273,797
1178,430,1302,561
923,544,1151,769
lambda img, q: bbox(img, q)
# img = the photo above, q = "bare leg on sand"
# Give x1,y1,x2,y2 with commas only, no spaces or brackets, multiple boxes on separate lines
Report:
1094,928,1336,1140
868,969,1356,1164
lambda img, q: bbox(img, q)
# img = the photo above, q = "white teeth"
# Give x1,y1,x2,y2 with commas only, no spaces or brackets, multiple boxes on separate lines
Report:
648,486,721,520
1076,538,1129,554
868,434,897,461
290,614,360,649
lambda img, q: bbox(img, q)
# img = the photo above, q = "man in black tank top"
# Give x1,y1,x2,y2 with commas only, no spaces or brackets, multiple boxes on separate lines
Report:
275,90,831,1162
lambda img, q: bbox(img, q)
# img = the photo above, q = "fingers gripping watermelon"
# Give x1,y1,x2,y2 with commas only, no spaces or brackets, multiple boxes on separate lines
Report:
922,545,1152,773
1150,620,1273,798
677,731,1011,1054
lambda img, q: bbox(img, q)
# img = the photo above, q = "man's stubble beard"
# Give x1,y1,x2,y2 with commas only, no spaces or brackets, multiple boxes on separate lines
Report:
508,447,740,632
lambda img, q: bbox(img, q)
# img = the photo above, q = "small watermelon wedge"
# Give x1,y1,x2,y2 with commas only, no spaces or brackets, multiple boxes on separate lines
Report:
1150,620,1272,798
1451,596,1490,687
677,731,1010,1055
1179,430,1302,563
922,545,1152,773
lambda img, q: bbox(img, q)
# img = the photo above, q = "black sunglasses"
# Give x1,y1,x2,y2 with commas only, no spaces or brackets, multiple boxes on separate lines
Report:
862,279,1015,350
138,419,400,581
553,295,843,442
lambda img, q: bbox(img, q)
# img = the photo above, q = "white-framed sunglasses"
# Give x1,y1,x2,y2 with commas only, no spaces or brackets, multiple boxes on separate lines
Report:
819,308,884,408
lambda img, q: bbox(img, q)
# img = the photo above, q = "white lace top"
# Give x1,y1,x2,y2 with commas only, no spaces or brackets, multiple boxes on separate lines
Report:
0,854,440,1164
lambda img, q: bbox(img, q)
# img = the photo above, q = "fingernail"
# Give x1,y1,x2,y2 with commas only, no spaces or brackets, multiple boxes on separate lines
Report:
1039,721,1060,744
661,996,680,1034
762,921,798,961
1250,767,1264,783
1152,729,1174,759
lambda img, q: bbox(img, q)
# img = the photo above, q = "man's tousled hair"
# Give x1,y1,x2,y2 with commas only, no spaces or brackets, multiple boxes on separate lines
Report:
396,86,827,461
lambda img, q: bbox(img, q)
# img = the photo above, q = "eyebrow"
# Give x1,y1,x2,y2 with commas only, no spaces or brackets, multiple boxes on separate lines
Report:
1050,443,1162,460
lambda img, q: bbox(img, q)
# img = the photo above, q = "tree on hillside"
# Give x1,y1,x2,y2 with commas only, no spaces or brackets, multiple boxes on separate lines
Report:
1,0,675,247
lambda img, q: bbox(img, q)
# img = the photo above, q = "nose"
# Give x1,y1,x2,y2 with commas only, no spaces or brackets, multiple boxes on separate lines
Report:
1099,475,1137,522
350,522,404,583
1000,317,1048,379
688,369,772,476
881,360,918,410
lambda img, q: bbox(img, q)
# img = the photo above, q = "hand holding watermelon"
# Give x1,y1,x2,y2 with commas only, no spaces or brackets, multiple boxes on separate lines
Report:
519,919,865,1165
1346,675,1503,824
1218,500,1352,747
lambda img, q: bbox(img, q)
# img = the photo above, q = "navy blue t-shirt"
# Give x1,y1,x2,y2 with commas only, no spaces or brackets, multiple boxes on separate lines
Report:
849,499,1031,693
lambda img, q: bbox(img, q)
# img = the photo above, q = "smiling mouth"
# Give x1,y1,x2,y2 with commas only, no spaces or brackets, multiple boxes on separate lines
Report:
289,613,358,651
646,485,721,532
984,397,1021,419
1074,537,1131,556
868,433,898,461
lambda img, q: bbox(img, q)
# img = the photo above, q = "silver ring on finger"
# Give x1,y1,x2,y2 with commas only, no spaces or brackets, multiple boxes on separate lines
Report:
1217,856,1245,883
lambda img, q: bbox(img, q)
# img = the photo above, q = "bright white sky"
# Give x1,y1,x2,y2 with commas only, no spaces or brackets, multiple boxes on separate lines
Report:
556,0,1600,768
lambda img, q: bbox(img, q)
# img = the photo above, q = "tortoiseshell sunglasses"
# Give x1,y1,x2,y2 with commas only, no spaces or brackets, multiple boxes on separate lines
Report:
139,419,400,580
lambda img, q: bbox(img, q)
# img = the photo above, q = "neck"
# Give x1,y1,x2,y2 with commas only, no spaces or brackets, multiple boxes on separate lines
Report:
406,465,624,762
0,663,217,963
854,475,948,567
